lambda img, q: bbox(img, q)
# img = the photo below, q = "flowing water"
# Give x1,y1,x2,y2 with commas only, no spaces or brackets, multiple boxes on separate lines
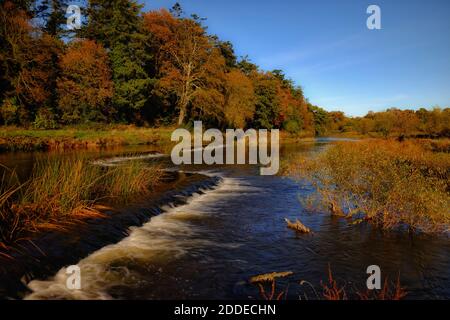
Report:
2,140,449,299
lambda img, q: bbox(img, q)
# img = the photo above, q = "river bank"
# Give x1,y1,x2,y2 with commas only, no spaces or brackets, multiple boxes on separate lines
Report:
0,126,174,152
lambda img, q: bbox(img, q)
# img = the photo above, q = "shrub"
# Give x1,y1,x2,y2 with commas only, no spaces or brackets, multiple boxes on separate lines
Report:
33,108,58,129
287,140,450,233
283,119,300,134
0,98,19,125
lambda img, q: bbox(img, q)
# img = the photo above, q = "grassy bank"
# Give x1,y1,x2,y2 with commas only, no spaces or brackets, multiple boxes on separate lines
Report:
286,139,450,233
0,125,174,152
0,157,161,258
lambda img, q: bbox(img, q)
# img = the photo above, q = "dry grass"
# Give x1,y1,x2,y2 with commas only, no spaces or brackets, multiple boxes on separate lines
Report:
0,157,161,255
286,139,450,233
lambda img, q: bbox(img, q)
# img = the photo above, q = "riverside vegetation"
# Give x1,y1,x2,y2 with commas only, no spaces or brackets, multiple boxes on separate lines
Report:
286,139,450,234
0,157,161,259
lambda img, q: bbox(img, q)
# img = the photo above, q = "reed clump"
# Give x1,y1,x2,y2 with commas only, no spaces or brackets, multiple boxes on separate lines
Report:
0,157,161,255
287,139,450,233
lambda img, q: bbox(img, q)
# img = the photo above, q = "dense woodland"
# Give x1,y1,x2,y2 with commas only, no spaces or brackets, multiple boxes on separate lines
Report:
1,0,449,138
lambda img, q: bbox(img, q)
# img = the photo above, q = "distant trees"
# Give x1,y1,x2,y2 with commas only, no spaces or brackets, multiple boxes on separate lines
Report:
348,107,450,138
308,104,330,136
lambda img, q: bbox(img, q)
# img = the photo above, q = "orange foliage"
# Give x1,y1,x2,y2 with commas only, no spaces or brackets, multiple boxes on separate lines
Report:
144,9,226,125
57,40,113,123
224,69,255,127
0,1,61,121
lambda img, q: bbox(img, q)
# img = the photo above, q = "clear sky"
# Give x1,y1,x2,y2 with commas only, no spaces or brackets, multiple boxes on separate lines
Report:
142,0,450,116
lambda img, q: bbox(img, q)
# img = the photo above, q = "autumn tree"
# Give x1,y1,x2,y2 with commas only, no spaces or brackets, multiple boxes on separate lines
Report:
144,9,226,125
223,69,255,128
0,1,61,125
34,0,72,122
57,40,113,123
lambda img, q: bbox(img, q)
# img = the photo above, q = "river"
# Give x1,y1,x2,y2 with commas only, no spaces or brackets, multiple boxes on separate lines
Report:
1,139,449,299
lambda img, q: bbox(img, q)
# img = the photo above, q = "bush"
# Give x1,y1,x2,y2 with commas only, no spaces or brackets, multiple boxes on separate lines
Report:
33,108,58,129
283,119,300,134
0,98,19,125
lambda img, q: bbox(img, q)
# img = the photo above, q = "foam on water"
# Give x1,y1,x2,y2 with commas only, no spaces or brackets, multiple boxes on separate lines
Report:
24,171,257,300
92,153,166,167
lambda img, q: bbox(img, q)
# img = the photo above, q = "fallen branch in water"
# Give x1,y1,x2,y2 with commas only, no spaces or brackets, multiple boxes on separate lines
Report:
284,218,312,234
249,271,293,300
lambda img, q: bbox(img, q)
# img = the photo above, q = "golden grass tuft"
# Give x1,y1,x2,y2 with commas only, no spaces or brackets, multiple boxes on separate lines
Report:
0,156,161,255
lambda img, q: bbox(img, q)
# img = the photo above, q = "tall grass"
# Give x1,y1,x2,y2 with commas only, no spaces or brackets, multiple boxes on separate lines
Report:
287,139,450,233
0,157,161,254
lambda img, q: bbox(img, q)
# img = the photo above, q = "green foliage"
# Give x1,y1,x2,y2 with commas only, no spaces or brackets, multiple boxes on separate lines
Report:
0,98,19,125
215,39,237,69
308,104,330,136
253,75,280,129
33,108,58,129
283,119,301,134
82,0,152,121
237,56,259,75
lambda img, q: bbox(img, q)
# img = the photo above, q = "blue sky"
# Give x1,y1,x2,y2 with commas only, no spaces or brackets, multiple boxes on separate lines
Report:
142,0,450,116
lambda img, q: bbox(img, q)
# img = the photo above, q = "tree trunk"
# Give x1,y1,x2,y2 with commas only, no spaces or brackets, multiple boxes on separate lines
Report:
178,107,185,125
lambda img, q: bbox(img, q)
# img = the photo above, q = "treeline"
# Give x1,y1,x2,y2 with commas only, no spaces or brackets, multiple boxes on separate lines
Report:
1,1,448,138
318,107,450,138
0,0,316,133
